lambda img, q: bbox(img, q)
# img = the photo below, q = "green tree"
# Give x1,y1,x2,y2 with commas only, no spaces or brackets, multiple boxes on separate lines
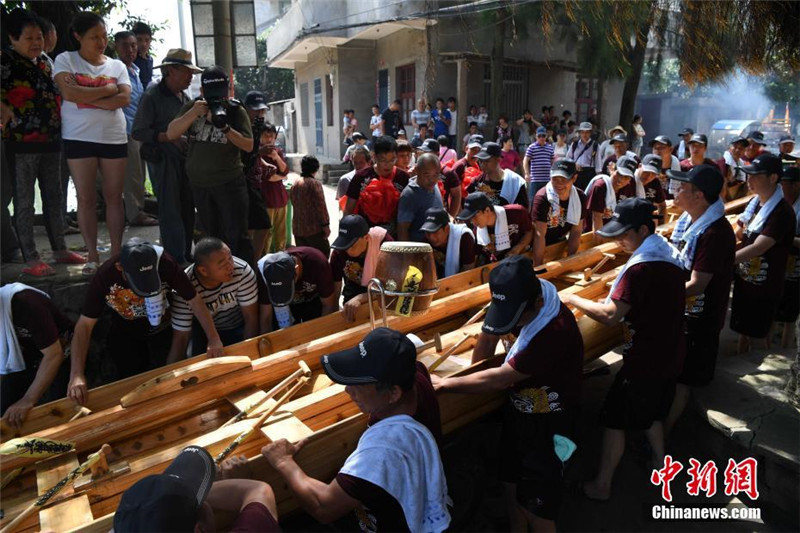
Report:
233,36,294,103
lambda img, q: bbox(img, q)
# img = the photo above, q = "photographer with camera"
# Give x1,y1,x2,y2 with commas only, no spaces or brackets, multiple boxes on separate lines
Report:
242,91,274,262
167,66,254,263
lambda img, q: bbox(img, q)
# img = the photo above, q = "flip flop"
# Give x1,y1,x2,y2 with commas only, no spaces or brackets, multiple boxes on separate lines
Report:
55,251,87,264
82,261,98,276
22,261,56,277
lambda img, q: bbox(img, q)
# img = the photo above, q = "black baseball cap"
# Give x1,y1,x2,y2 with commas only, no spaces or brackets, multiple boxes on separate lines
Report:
614,155,638,178
419,138,440,153
688,133,707,146
667,164,723,198
420,207,450,233
679,127,694,136
321,327,417,390
352,132,366,141
649,134,672,147
730,136,749,147
475,142,502,160
742,152,782,176
782,167,800,182
747,131,767,146
482,255,542,335
200,66,228,100
114,446,215,532
261,252,296,306
244,90,268,110
120,238,161,297
551,158,576,179
779,134,795,145
457,192,492,221
467,134,484,149
609,133,628,145
640,153,662,174
597,197,658,238
332,215,370,250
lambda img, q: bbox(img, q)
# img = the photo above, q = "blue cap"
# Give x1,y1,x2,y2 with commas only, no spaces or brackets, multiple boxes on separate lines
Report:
536,126,547,136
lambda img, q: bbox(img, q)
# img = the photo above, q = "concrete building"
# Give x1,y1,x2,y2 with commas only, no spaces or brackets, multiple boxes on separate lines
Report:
266,0,624,162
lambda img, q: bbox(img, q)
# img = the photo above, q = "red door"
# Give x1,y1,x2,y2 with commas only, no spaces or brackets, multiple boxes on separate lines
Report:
396,64,415,126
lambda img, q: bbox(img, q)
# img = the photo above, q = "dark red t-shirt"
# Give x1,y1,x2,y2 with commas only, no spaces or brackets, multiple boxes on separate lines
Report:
335,473,409,532
260,147,289,208
587,179,635,224
431,230,476,278
735,199,796,301
345,166,410,201
12,289,73,359
473,204,532,262
530,186,588,245
466,173,529,208
611,261,686,380
679,157,724,174
82,252,196,337
447,157,468,183
637,178,666,205
681,217,736,330
506,303,583,412
286,246,335,304
329,233,394,303
229,501,281,532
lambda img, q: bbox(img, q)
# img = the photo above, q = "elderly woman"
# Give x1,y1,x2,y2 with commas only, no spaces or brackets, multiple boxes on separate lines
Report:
53,11,131,275
1,8,85,275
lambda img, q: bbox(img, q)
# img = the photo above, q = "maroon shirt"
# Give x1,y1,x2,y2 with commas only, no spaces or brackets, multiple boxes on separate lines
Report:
286,246,335,304
531,186,588,245
499,149,520,171
473,204,532,262
330,233,394,303
229,502,280,532
610,261,686,380
431,230,476,278
345,166,410,201
260,146,289,208
681,217,736,330
506,303,583,412
82,252,196,336
446,157,469,183
735,199,796,301
335,474,409,532
466,173,529,208
587,179,635,224
679,157,723,174
12,290,73,359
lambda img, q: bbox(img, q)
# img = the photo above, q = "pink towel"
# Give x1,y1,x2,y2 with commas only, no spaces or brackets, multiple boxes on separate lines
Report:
361,226,388,286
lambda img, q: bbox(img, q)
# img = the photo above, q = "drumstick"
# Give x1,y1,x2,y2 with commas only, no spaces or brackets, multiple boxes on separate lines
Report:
214,375,310,465
428,333,476,373
461,303,489,328
0,444,111,533
220,361,312,429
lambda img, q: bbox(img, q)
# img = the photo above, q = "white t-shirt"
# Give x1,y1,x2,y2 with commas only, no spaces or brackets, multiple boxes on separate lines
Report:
53,51,130,145
370,115,382,137
448,109,458,135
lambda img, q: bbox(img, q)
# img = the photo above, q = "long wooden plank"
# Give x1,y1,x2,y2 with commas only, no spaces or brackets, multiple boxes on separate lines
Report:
39,495,93,531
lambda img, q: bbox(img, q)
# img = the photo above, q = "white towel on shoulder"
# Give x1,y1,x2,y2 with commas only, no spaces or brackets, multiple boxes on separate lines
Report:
340,414,451,533
586,174,616,212
445,223,473,277
505,279,561,363
545,182,582,226
670,199,725,270
738,186,784,236
476,206,510,251
1,283,50,374
606,233,683,305
499,169,526,205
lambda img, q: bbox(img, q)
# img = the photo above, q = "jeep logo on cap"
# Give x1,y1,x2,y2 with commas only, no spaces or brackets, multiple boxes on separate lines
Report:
492,292,507,301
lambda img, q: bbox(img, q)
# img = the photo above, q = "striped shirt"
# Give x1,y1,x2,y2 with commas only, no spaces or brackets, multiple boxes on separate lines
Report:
411,109,430,129
171,256,259,332
525,142,555,184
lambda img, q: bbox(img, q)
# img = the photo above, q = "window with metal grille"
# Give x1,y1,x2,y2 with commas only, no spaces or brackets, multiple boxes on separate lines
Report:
575,77,598,123
396,64,415,125
483,64,529,120
377,69,389,111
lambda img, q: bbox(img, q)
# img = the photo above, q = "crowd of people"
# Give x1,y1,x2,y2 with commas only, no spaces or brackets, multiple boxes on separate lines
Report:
2,6,800,532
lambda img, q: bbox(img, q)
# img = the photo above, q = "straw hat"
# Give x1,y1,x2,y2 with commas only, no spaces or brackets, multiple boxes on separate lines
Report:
154,49,202,72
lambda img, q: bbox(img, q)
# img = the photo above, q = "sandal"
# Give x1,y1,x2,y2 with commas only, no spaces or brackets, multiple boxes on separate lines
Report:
22,261,56,277
55,251,87,265
82,261,98,276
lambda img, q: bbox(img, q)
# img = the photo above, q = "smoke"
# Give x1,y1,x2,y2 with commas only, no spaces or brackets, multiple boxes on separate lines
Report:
696,71,775,122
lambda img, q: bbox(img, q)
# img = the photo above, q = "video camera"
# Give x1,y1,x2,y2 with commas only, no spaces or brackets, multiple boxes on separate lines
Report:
200,66,230,129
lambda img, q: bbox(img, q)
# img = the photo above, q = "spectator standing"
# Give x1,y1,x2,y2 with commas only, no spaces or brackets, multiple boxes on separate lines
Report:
446,97,458,149
466,105,479,129
396,140,414,173
462,122,479,152
674,127,693,161
631,114,645,156
132,48,200,265
242,90,274,263
114,31,156,228
290,155,330,257
523,126,555,198
341,108,353,144
167,66,254,262
131,22,153,88
397,153,445,242
430,98,451,139
720,137,750,202
498,135,521,174
477,105,489,132
2,9,85,276
342,132,367,163
553,129,569,161
53,12,132,276
515,109,539,154
259,123,290,254
369,103,381,145
411,123,429,149
336,145,371,205
169,238,263,359
566,122,598,190
381,99,403,138
410,98,430,133
495,114,512,142
437,135,457,166
560,110,572,129
597,125,627,169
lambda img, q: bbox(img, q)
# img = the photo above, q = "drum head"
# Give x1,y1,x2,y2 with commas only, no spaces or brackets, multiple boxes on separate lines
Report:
380,241,433,254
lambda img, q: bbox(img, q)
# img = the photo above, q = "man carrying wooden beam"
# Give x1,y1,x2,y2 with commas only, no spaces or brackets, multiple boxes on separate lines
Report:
432,256,583,532
261,327,449,532
114,445,279,531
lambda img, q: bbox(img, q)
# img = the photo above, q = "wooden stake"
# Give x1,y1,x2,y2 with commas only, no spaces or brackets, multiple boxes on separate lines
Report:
428,333,476,372
582,253,615,281
220,361,312,429
0,444,111,533
415,333,443,353
461,303,489,328
214,375,310,465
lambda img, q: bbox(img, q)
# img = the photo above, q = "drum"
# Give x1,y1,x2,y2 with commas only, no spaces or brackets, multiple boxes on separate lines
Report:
373,241,438,316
